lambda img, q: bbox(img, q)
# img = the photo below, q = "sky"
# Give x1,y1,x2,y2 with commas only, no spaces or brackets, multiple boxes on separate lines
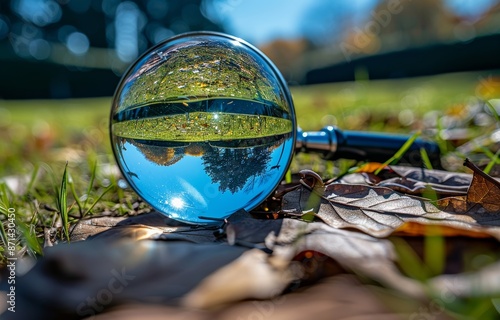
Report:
207,0,378,45
206,0,499,46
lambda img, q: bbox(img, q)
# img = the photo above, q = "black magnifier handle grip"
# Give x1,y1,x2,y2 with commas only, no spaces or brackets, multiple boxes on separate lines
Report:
296,126,442,168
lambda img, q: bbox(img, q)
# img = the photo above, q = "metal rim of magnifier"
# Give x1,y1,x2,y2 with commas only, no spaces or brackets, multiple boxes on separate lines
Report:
110,31,297,222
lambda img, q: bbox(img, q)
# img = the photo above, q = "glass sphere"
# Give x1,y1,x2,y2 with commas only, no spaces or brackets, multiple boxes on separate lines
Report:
110,32,296,224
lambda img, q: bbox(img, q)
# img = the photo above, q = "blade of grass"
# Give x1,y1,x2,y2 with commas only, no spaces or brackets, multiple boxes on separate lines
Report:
69,184,115,237
285,169,292,184
55,162,70,242
479,145,500,160
435,116,454,155
485,99,500,123
24,164,40,196
106,153,125,204
0,181,12,206
337,159,358,178
83,184,114,217
375,131,421,175
83,159,98,211
484,149,500,175
0,185,10,254
468,297,499,319
420,147,434,170
17,219,43,256
69,174,83,217
391,237,431,281
325,160,334,179
424,225,445,276
0,183,42,259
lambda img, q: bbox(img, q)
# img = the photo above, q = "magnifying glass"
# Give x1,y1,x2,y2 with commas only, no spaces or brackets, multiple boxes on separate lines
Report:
110,31,440,225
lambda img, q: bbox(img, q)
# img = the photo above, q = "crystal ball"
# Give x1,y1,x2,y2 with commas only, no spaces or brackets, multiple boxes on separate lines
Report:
110,32,296,224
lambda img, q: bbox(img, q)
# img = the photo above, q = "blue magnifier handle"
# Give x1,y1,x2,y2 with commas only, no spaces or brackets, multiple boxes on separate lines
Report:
296,126,441,168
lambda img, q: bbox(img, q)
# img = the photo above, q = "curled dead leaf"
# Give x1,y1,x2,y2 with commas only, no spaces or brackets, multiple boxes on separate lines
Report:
464,158,500,212
337,165,473,197
436,159,500,214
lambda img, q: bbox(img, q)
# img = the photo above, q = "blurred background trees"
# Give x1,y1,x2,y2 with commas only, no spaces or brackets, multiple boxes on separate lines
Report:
1,0,499,99
0,0,221,98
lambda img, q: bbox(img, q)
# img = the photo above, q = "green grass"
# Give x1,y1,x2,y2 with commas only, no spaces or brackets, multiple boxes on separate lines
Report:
291,70,494,131
0,97,112,176
0,96,146,259
0,97,111,129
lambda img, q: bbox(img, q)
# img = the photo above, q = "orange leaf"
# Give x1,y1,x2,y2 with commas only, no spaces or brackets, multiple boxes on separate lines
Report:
354,162,389,174
392,221,494,239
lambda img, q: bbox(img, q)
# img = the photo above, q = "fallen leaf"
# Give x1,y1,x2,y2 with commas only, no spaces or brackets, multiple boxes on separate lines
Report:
436,196,474,214
266,218,426,299
71,211,218,243
393,221,494,239
182,248,295,308
338,165,473,197
280,170,500,239
435,159,500,215
354,162,389,174
95,275,443,320
464,158,500,212
9,239,249,319
429,260,500,299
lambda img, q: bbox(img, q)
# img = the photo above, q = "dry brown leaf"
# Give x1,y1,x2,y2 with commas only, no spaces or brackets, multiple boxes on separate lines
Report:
464,158,500,212
339,165,473,197
281,170,500,239
435,196,469,213
436,159,500,215
266,218,426,299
